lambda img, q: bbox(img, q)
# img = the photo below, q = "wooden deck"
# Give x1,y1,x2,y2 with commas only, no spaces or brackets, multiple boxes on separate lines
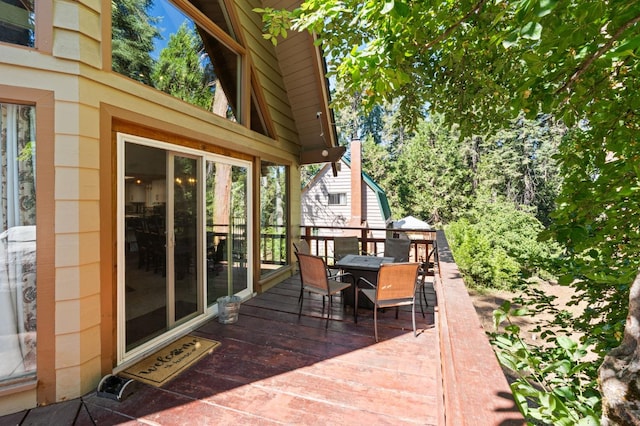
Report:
2,232,526,425
3,274,439,425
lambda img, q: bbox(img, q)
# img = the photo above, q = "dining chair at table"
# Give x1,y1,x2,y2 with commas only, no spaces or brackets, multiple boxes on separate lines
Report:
416,242,438,317
331,236,361,282
416,263,432,318
295,252,353,328
333,236,360,261
293,239,311,255
382,237,412,262
294,238,341,285
355,262,421,342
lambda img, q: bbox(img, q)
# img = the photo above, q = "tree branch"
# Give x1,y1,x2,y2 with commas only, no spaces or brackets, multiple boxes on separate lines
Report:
421,0,488,52
556,13,640,95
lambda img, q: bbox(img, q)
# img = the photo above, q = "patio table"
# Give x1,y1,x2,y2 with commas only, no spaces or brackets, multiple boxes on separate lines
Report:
335,254,395,309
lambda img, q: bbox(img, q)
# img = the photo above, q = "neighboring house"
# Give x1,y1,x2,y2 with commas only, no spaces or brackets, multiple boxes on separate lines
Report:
0,0,344,415
301,140,392,239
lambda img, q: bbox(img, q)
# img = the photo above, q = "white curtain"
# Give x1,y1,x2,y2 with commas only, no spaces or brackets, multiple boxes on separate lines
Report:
0,103,37,382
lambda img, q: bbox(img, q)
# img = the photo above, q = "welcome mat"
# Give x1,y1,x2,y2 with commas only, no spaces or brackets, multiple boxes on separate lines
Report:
120,335,220,387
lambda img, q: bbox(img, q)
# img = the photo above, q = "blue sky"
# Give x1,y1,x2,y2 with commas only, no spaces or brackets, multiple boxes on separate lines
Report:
149,1,189,59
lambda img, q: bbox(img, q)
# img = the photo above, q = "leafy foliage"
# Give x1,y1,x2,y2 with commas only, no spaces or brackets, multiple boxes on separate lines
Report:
257,2,640,136
492,301,601,425
544,128,640,356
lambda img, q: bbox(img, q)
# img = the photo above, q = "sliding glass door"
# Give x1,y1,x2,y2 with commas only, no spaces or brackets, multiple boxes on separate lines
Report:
171,154,199,323
205,161,248,307
118,134,251,362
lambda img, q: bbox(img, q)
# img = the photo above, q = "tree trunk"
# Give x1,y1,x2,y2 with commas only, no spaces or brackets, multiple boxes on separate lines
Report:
212,79,228,119
213,163,231,225
212,80,232,231
599,270,640,425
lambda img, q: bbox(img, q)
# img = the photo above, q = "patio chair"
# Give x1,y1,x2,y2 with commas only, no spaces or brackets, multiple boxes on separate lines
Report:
355,262,420,342
333,236,359,261
293,239,311,255
416,262,432,318
382,237,411,262
295,252,353,328
416,242,438,317
294,238,341,285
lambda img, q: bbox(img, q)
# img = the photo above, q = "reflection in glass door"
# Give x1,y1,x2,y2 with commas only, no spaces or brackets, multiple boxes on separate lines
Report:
121,143,202,353
123,143,169,351
172,155,199,322
205,160,248,307
118,134,252,361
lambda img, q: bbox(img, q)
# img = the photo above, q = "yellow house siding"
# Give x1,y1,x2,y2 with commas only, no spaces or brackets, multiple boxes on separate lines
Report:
0,48,80,83
55,200,100,234
53,295,99,348
29,0,105,402
55,354,101,402
0,38,102,401
55,135,100,169
0,388,36,418
55,325,100,371
52,0,101,67
266,108,301,143
55,263,101,302
239,0,284,87
53,0,101,42
86,73,300,160
54,167,100,201
0,0,321,411
54,288,101,399
236,0,300,147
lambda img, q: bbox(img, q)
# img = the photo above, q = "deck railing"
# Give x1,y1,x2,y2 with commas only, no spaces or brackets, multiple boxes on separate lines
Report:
299,225,437,266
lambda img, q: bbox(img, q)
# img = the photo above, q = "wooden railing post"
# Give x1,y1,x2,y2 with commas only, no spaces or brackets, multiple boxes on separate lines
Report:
360,227,369,255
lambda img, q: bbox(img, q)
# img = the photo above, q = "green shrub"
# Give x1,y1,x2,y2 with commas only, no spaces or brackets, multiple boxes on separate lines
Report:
445,198,557,289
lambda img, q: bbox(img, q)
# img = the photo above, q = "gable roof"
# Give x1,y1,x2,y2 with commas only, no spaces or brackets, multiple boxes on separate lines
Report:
302,157,392,222
261,0,344,164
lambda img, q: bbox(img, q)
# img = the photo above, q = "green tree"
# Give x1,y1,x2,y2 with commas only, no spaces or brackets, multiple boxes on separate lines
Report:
151,22,214,109
111,0,159,84
360,105,385,145
358,112,562,227
476,114,564,226
447,194,557,289
396,114,473,225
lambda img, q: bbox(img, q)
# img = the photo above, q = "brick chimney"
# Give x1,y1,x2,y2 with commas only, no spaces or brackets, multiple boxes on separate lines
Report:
349,138,363,228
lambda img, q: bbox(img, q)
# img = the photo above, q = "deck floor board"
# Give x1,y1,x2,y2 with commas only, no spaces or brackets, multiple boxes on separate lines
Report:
3,274,438,425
